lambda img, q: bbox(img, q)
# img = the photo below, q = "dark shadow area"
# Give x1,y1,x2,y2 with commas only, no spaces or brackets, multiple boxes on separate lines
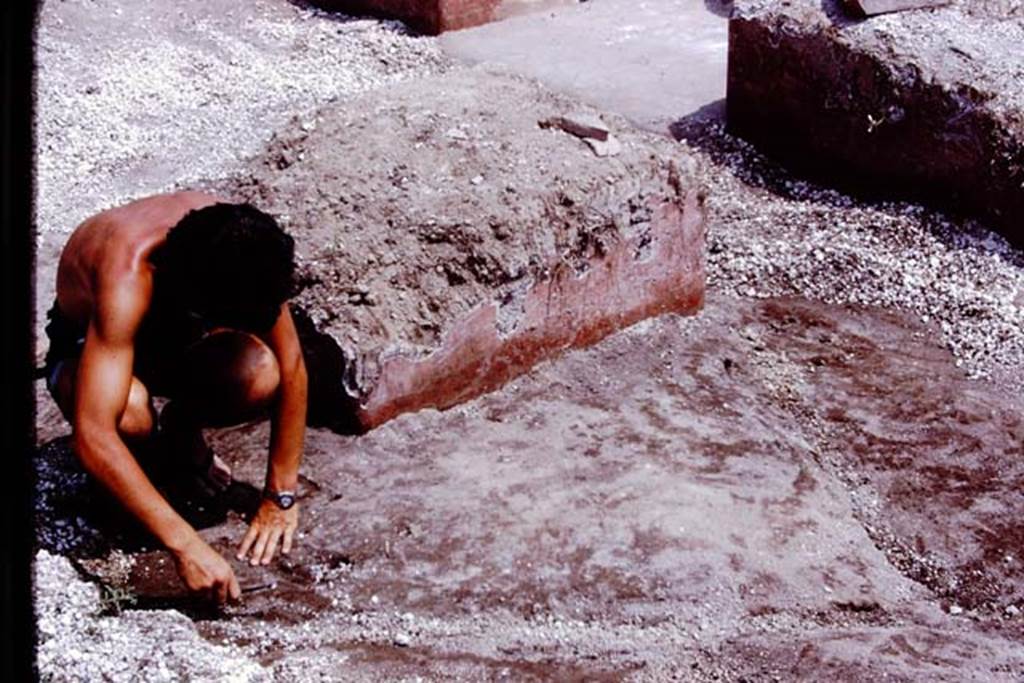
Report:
33,436,262,560
671,98,825,203
821,0,863,26
285,0,429,36
669,103,1024,268
291,303,367,435
671,98,726,130
703,0,734,19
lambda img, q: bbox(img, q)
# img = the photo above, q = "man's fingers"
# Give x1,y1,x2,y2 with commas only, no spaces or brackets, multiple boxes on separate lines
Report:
249,529,271,566
237,524,260,561
215,579,228,605
228,573,241,602
261,528,283,565
282,526,294,555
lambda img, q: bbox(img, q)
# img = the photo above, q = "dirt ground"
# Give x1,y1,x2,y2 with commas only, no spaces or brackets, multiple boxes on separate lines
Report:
37,293,1024,680
32,0,1024,681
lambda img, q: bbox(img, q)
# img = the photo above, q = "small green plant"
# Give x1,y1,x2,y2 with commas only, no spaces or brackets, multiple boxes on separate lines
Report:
98,583,138,616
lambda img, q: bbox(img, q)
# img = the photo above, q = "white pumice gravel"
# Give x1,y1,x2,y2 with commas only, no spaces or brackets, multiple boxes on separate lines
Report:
34,550,270,682
34,0,449,306
681,120,1024,397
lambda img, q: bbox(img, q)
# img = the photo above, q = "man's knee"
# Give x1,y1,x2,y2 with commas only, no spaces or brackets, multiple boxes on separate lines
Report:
238,336,281,408
180,331,280,422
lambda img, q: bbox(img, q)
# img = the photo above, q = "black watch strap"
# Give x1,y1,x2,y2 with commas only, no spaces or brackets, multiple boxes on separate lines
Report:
263,488,297,510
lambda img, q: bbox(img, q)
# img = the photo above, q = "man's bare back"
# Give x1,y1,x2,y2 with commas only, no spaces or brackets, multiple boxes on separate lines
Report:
47,191,308,604
54,191,219,327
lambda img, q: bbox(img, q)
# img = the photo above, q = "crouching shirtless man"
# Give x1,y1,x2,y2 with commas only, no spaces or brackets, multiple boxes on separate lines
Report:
45,192,308,604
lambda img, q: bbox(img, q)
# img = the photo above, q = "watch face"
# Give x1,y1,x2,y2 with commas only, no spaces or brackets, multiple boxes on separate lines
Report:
266,489,297,509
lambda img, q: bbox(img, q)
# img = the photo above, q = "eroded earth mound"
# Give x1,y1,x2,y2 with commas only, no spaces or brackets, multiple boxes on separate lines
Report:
210,68,705,431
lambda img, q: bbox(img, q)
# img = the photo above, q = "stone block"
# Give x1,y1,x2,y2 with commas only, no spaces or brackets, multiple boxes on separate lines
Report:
727,0,1024,245
843,0,951,16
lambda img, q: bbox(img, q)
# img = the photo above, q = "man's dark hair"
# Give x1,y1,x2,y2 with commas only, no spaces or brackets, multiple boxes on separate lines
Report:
151,202,296,333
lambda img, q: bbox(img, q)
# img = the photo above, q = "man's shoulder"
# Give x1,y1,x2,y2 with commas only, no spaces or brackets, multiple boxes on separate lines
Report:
90,268,153,340
85,191,223,266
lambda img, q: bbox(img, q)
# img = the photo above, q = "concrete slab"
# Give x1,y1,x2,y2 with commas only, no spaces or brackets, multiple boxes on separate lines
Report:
440,0,730,134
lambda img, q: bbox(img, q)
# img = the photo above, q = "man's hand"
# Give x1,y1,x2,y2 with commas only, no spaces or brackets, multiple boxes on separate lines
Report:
172,535,241,604
237,499,299,566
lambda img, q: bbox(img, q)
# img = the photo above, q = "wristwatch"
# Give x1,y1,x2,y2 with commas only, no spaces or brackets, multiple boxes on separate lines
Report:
263,488,297,510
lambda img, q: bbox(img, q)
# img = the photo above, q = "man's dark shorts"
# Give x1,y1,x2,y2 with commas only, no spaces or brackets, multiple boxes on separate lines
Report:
42,300,212,401
42,301,86,402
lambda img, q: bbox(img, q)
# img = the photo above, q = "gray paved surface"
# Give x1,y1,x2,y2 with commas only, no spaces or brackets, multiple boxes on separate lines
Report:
440,0,729,133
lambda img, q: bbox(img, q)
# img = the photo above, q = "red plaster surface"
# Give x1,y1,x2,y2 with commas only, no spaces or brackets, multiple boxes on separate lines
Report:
310,0,504,34
357,194,705,428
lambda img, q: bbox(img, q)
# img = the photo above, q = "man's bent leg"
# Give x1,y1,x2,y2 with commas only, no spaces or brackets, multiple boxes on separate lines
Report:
168,330,281,427
157,331,281,491
52,358,156,442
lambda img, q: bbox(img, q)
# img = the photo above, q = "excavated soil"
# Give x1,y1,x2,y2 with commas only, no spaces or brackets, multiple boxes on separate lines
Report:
729,0,1024,242
210,68,700,357
202,67,704,430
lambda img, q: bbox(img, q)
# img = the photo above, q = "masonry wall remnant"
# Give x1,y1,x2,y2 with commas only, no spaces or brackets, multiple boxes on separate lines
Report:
219,69,707,433
310,0,576,34
727,0,1024,246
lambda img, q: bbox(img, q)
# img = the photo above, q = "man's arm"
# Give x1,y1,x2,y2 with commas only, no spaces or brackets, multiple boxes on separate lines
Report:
74,281,240,602
237,304,308,565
